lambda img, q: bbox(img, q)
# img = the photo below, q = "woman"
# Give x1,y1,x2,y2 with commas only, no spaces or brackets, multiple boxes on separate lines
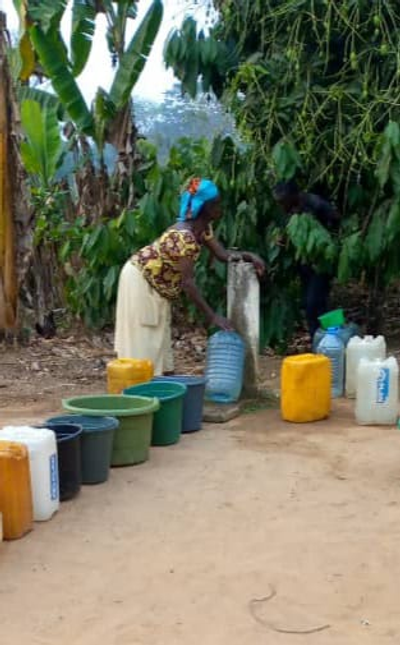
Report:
115,177,264,375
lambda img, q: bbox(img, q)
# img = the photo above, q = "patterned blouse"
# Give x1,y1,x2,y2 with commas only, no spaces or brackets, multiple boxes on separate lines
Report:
132,225,214,300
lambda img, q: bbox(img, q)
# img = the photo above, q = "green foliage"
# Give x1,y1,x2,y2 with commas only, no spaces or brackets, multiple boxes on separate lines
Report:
29,25,95,136
20,99,64,188
15,0,163,150
376,121,400,192
287,214,337,273
164,0,400,337
71,0,97,76
93,88,116,151
58,138,212,327
164,17,236,98
272,140,302,182
32,187,75,248
109,0,164,109
27,0,67,32
25,126,301,344
17,85,64,117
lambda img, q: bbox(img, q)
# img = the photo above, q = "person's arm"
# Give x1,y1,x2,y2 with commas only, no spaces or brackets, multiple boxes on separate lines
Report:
319,201,340,229
204,237,265,277
178,256,234,331
307,194,341,230
204,236,230,262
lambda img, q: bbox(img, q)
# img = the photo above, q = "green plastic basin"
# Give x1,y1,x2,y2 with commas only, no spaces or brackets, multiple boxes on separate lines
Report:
318,308,345,330
62,395,159,466
124,382,186,446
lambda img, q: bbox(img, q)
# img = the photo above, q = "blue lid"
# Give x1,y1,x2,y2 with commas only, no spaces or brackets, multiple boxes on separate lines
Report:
38,422,82,442
124,381,187,401
45,415,119,433
152,375,206,386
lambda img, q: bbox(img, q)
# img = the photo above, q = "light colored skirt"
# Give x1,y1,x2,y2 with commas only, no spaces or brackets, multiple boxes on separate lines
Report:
114,261,173,375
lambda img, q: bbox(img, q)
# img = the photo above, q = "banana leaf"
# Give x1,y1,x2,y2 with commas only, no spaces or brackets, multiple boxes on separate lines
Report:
71,0,97,77
20,99,63,187
17,85,64,117
93,87,116,149
19,31,36,81
27,0,67,33
12,1,36,81
109,0,163,110
29,25,95,136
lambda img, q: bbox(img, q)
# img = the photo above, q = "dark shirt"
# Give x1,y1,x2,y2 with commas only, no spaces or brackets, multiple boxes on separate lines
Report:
292,193,340,232
291,193,339,279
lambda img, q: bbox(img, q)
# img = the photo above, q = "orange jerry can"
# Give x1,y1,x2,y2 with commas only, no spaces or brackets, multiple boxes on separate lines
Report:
281,354,331,423
107,358,154,394
0,442,33,540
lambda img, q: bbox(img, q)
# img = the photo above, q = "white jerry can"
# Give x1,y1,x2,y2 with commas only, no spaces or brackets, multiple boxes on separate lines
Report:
0,426,59,521
355,357,399,425
346,335,386,398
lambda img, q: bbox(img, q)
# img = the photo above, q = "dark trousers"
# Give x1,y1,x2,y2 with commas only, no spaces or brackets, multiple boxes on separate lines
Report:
299,268,331,340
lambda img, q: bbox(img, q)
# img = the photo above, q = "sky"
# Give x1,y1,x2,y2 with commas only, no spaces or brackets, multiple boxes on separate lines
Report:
0,0,210,102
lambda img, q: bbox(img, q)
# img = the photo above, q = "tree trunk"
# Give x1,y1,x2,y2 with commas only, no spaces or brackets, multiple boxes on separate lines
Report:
0,15,17,330
107,101,139,211
0,12,32,336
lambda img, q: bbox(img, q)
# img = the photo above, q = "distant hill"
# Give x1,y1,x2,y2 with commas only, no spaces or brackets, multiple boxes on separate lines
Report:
134,84,236,162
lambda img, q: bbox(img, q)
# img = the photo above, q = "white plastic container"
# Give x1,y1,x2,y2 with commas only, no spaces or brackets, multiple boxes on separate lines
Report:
346,335,386,398
355,357,399,425
0,426,59,521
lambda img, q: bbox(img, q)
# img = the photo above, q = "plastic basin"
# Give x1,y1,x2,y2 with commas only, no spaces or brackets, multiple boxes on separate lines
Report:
44,423,82,501
46,415,118,485
62,395,159,466
124,382,186,446
318,309,345,330
153,375,206,433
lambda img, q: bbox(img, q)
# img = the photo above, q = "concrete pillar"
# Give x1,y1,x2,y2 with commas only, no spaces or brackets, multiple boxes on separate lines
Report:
227,259,260,397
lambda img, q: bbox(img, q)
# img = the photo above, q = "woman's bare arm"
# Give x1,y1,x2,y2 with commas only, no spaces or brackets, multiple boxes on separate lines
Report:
178,256,233,330
204,237,266,277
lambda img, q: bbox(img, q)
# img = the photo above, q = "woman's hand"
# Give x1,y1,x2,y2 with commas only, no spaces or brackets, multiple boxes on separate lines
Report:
241,252,266,277
210,313,235,331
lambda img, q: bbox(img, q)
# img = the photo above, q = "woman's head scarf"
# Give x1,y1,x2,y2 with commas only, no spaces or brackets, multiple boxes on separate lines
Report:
178,177,219,222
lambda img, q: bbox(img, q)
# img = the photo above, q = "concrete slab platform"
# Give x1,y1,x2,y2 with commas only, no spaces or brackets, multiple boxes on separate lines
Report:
202,402,243,423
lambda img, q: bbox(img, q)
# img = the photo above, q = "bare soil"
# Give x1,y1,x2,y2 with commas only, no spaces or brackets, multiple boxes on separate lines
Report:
0,330,281,421
1,333,400,644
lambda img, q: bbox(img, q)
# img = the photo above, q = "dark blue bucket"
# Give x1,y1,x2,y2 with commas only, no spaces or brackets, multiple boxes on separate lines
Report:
153,375,206,433
44,422,82,501
46,415,118,485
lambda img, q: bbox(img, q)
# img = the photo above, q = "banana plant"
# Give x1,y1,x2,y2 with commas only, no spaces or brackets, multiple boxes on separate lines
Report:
109,0,163,110
20,99,64,188
13,0,163,149
70,0,97,76
12,0,68,80
0,14,32,333
0,29,17,329
13,0,163,228
28,24,96,136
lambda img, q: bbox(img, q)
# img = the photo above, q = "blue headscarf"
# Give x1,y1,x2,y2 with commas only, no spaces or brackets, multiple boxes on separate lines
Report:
178,178,219,222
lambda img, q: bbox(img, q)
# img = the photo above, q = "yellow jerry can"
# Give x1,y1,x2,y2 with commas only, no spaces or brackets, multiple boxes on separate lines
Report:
281,353,331,423
107,358,154,394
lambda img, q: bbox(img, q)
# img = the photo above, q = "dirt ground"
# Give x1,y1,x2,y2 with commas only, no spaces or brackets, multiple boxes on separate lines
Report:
0,331,282,418
1,335,400,644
